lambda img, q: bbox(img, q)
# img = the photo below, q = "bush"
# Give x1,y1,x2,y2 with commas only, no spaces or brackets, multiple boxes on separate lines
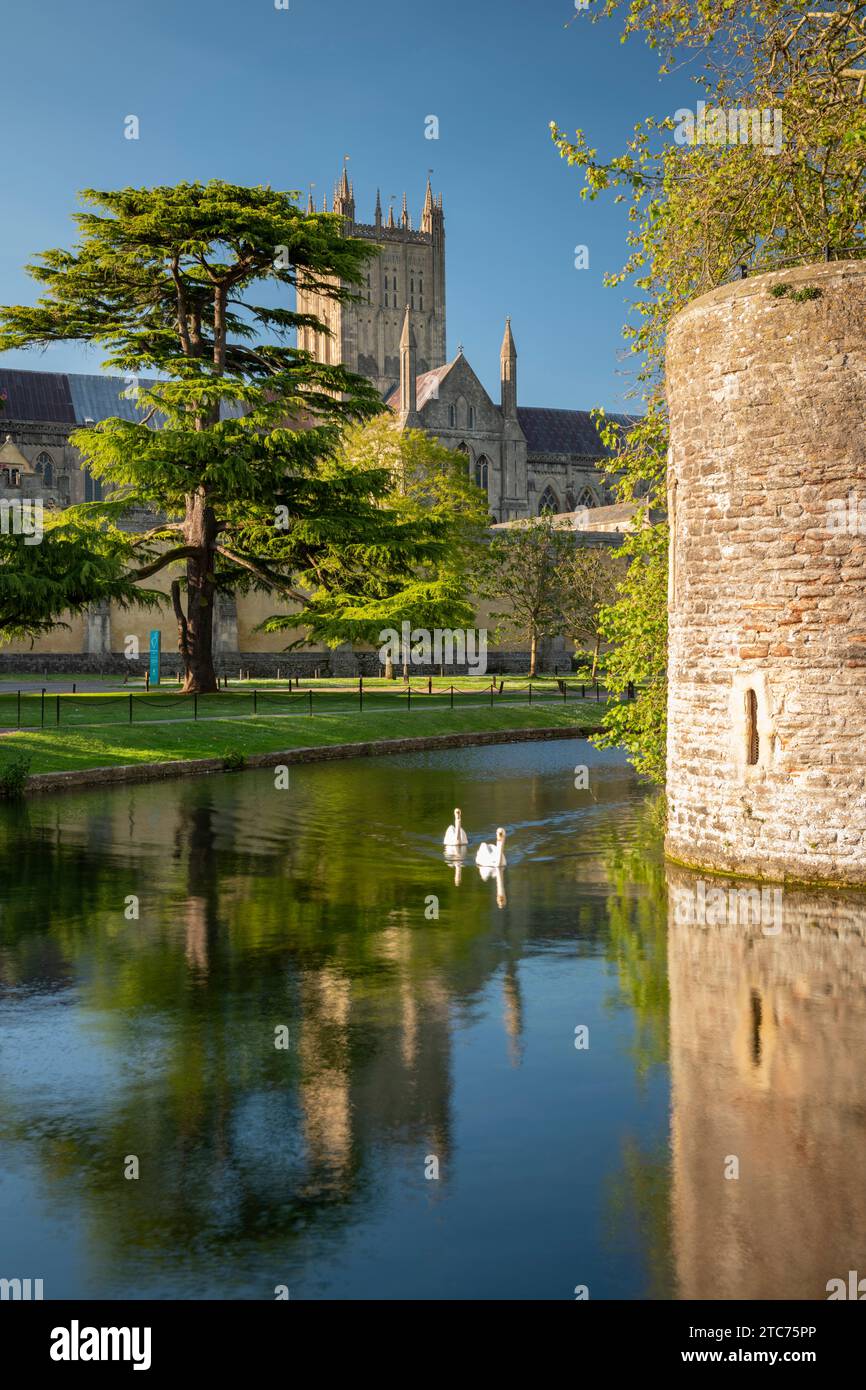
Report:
222,748,246,772
0,750,32,798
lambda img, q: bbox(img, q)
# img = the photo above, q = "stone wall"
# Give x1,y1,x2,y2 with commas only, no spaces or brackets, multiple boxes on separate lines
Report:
665,259,866,886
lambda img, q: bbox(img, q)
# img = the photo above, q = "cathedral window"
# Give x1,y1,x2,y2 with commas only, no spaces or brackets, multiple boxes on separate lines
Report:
36,451,54,487
469,406,476,429
474,456,489,491
576,486,596,508
538,485,559,515
448,405,456,427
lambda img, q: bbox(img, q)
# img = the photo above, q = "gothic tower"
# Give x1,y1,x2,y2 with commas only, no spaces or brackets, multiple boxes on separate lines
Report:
296,174,447,398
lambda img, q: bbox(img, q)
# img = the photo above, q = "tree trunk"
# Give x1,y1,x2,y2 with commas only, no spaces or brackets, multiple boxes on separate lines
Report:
529,632,537,678
178,489,219,694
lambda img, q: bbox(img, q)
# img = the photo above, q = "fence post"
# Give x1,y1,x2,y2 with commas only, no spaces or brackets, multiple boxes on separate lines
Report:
428,675,432,695
490,681,493,708
359,675,363,712
581,684,585,700
129,692,133,724
56,694,60,726
529,682,532,705
563,680,567,704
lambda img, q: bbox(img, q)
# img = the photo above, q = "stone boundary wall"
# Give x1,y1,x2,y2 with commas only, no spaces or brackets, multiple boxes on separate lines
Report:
21,725,599,798
0,650,576,678
665,259,866,887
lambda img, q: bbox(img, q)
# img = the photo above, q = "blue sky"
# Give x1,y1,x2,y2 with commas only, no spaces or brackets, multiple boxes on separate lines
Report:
0,0,691,410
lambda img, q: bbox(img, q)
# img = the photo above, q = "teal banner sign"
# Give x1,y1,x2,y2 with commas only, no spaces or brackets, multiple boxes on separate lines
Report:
148,630,161,687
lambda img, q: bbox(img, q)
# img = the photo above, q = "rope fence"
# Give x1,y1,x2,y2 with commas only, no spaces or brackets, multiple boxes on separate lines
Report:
0,676,635,732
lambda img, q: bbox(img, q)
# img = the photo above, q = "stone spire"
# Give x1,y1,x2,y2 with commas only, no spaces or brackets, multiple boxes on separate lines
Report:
500,315,518,418
399,305,418,424
387,201,395,229
401,192,410,230
375,188,382,229
307,190,315,214
334,165,355,221
421,176,434,232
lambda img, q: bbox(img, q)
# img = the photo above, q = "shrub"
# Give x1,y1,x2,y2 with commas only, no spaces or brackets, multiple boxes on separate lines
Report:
0,750,32,798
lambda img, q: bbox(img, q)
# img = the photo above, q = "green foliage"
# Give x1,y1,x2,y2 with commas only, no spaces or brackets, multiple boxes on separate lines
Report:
553,0,866,782
0,750,31,799
0,508,160,643
475,514,578,676
261,416,489,645
0,181,410,691
221,748,246,772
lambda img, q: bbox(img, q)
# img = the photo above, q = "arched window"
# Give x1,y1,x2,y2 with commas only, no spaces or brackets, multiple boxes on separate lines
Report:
36,451,54,487
469,406,476,429
576,486,596,508
538,485,559,515
475,455,489,491
448,405,456,427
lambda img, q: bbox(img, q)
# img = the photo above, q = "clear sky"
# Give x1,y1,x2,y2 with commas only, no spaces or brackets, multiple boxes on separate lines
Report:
0,0,691,411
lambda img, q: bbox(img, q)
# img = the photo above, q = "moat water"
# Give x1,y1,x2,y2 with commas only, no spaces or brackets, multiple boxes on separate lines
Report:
0,740,863,1299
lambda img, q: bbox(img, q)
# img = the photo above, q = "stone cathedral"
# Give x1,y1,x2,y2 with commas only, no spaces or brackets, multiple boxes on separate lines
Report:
296,171,630,522
0,172,633,672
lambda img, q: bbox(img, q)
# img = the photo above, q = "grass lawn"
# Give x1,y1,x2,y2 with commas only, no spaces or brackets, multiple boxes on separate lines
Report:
0,698,604,777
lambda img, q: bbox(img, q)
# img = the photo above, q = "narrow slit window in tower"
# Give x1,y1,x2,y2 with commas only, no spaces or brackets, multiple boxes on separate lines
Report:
745,689,759,766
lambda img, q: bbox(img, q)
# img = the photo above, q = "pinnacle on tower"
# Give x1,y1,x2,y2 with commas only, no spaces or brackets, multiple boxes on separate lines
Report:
401,192,410,229
387,202,395,228
307,191,315,214
322,193,329,212
421,177,434,232
375,188,382,228
399,305,418,422
500,316,518,418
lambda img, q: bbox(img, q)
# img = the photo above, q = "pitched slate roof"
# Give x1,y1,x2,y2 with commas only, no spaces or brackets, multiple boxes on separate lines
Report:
0,369,77,424
517,407,636,458
0,367,243,426
384,362,455,414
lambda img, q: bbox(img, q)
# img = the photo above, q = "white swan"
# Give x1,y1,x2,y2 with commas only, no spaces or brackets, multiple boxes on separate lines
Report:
475,827,507,868
444,808,468,848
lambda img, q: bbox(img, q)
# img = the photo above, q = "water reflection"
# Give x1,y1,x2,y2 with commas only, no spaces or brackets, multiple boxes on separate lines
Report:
0,744,863,1299
666,864,866,1300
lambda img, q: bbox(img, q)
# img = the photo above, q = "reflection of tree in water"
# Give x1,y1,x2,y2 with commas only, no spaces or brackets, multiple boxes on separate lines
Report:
601,794,669,1080
0,774,518,1290
599,794,674,1298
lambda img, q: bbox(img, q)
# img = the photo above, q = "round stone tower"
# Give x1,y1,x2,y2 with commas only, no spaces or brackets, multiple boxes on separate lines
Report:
665,260,866,887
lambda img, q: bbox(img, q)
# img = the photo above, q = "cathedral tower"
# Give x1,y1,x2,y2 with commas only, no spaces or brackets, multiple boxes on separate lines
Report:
296,174,447,398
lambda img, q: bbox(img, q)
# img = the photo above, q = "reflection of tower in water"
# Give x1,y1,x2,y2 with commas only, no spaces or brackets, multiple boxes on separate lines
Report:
667,865,866,1299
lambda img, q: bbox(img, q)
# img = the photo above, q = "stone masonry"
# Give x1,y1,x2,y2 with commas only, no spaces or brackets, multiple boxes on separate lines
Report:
665,259,866,886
